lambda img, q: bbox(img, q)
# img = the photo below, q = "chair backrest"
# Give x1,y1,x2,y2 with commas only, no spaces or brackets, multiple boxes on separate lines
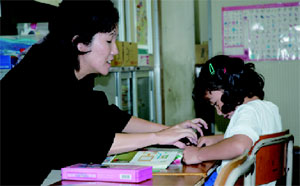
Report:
214,150,255,186
248,130,294,185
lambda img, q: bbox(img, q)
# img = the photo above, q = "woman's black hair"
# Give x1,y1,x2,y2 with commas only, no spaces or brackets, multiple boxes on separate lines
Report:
46,0,119,70
193,55,265,114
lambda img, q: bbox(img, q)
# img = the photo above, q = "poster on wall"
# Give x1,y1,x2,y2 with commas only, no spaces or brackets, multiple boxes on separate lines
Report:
134,0,153,54
136,0,148,46
222,2,300,61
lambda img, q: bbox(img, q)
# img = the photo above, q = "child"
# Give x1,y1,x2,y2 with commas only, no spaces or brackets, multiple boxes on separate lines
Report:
183,55,282,186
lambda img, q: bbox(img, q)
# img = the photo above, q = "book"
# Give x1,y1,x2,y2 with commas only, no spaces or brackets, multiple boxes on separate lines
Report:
61,163,152,183
102,151,179,170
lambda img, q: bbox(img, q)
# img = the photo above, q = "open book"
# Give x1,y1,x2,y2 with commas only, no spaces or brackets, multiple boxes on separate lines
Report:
102,151,179,169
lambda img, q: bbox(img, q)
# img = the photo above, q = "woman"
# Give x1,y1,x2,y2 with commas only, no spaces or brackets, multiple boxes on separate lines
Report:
0,0,206,184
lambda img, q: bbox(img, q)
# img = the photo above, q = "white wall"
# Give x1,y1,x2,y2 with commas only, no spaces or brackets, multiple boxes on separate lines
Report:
210,0,300,146
160,0,196,125
195,0,209,43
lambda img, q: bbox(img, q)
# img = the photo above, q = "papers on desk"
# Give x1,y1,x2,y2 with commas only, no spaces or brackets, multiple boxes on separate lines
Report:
102,151,179,169
41,170,61,186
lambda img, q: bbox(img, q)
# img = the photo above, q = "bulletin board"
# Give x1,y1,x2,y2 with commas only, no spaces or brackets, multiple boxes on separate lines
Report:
222,2,300,61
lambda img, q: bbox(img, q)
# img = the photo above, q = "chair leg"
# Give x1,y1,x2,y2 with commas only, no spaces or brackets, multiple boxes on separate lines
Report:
286,140,293,186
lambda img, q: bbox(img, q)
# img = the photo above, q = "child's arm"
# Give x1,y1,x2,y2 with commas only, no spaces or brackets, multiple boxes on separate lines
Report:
197,134,224,147
183,134,252,164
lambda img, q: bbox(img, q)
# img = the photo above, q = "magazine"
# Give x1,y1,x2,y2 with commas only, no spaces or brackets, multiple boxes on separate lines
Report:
102,151,179,169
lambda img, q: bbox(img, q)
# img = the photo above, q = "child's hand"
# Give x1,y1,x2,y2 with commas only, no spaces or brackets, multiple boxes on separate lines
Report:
182,146,202,164
197,136,213,147
197,135,224,147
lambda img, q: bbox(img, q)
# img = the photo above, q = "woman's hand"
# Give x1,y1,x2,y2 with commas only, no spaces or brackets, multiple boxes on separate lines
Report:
182,118,208,137
155,118,208,148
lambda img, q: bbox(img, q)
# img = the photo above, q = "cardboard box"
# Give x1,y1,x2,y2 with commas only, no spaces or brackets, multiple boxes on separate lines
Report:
123,42,138,67
138,54,150,66
138,48,153,67
111,41,123,67
195,42,208,64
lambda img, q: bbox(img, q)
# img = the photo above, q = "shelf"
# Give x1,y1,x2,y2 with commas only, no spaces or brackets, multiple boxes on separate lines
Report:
109,66,153,72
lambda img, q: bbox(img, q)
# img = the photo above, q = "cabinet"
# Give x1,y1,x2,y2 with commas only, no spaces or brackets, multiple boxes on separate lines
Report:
94,66,155,122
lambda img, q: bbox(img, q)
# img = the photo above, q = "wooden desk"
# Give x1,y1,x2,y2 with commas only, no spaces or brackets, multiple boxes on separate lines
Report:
52,161,218,186
57,175,204,185
153,161,217,176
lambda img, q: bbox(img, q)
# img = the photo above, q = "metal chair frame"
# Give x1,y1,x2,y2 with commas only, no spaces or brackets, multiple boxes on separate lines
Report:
215,130,294,186
214,150,255,186
247,133,294,186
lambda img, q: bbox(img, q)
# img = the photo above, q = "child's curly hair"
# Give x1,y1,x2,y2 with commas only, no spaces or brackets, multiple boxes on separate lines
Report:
193,55,265,114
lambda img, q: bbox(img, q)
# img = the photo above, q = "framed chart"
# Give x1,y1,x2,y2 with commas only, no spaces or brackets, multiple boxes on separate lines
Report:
222,2,300,61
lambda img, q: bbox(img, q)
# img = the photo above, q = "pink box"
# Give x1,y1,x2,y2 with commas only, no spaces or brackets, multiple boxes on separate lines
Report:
61,164,152,183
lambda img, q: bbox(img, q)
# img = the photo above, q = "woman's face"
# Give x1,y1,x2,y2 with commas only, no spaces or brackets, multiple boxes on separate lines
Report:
78,28,118,77
205,90,234,119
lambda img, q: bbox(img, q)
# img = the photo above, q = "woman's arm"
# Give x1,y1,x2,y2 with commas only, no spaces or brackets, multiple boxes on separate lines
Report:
108,133,157,155
122,116,169,133
108,117,208,155
183,134,253,164
123,116,208,136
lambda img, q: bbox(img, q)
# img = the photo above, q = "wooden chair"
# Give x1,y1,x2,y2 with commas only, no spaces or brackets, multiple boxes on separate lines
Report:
214,150,255,186
247,130,294,186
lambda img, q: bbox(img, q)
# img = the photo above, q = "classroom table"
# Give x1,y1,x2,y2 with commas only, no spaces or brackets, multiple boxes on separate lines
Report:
51,161,218,186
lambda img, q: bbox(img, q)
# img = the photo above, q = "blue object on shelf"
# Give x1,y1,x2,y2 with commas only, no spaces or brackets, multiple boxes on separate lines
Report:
0,55,12,69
